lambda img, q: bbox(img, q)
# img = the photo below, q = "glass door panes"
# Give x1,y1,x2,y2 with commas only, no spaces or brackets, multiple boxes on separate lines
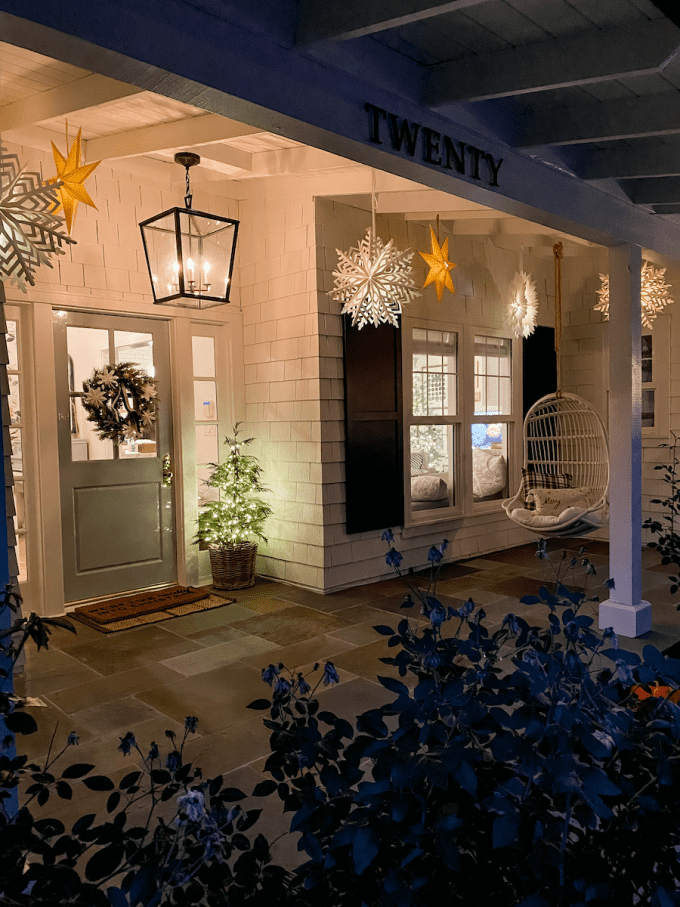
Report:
7,319,26,582
67,326,160,461
192,336,219,506
67,326,114,461
115,331,157,457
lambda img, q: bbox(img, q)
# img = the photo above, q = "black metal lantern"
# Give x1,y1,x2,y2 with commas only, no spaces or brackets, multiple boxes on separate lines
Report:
139,152,239,308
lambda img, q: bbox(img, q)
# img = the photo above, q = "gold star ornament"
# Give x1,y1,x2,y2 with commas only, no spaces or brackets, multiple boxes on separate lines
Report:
419,225,455,302
48,127,100,234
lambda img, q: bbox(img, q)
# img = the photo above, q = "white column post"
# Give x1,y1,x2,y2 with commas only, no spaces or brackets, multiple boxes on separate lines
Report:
599,243,651,638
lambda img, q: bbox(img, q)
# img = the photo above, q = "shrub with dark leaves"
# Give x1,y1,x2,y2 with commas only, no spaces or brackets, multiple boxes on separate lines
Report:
247,535,680,907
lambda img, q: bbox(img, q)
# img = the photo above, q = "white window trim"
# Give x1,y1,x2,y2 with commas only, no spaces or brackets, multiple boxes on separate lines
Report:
465,324,522,515
403,316,463,525
402,316,522,528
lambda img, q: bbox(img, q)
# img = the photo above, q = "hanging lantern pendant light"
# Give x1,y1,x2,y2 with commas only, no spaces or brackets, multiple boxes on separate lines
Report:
139,151,239,309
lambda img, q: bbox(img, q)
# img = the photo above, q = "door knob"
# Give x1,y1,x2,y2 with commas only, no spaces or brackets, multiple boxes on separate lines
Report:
162,453,173,487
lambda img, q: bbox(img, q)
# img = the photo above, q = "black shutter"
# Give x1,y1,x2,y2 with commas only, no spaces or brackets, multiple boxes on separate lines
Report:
343,316,404,534
523,326,556,418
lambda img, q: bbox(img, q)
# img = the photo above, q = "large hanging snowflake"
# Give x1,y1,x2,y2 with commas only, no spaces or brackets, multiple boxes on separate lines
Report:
507,270,538,338
328,228,420,329
595,261,673,329
0,146,75,291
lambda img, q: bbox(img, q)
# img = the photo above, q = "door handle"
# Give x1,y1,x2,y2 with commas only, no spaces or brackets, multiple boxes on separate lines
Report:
162,453,173,487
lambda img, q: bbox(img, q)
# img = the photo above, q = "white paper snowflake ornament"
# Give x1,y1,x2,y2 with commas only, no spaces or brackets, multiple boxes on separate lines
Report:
329,227,420,329
0,147,75,291
507,270,538,338
595,261,673,329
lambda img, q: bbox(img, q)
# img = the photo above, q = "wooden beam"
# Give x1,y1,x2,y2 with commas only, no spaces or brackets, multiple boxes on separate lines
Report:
85,113,262,160
569,143,680,180
423,19,680,105
183,142,252,174
618,177,680,205
296,0,490,44
512,92,680,148
0,73,141,131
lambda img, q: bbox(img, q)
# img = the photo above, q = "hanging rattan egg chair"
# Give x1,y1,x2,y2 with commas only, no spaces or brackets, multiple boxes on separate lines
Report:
502,391,609,537
503,244,610,537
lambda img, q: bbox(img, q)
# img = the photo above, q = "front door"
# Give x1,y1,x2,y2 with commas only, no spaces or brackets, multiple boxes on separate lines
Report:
54,310,176,604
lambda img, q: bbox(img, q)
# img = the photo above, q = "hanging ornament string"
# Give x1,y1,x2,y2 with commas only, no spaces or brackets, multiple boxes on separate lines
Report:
371,168,377,256
553,241,563,392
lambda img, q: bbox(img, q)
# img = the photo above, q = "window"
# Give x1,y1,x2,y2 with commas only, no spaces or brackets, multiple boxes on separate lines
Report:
640,318,669,440
472,336,512,503
408,328,459,516
405,323,518,522
192,334,220,510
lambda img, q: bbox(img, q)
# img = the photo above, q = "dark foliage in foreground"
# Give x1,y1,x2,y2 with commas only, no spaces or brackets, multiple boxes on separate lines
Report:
2,535,680,905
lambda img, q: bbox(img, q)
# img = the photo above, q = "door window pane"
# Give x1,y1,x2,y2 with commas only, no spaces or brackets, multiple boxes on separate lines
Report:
114,331,158,456
196,424,219,464
67,326,114,461
474,336,512,416
197,464,219,504
6,320,18,371
10,428,21,474
192,336,216,378
194,381,218,421
8,374,20,425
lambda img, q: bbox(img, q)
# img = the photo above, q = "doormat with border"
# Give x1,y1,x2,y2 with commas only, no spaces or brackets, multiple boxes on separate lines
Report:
70,585,235,633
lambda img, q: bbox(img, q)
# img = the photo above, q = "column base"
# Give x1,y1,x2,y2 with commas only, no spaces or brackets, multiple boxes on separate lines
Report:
598,599,652,639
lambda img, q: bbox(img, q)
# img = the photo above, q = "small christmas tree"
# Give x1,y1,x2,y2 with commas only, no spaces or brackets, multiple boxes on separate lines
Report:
196,423,271,549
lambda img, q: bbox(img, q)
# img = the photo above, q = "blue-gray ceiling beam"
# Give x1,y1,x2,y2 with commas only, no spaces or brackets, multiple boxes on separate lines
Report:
618,177,680,204
567,144,680,180
4,0,680,257
296,0,490,44
423,20,680,104
512,93,680,148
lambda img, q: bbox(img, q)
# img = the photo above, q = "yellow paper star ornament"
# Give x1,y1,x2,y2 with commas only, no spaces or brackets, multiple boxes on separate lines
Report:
48,127,100,234
419,225,456,302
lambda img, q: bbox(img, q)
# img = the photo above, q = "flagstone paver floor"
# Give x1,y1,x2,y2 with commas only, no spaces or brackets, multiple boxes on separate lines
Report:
13,537,680,866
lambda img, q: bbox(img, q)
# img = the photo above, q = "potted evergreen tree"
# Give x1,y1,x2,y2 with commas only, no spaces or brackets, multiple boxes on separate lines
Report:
196,423,272,589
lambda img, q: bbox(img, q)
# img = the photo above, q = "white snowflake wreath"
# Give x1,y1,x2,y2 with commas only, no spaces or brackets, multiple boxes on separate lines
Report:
595,261,673,329
328,227,420,329
507,271,538,338
81,363,157,443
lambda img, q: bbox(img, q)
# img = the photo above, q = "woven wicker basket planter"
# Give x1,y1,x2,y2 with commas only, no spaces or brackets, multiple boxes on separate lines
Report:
209,543,257,590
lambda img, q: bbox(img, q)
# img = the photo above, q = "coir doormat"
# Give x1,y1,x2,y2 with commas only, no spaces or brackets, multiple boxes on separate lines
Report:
71,585,235,633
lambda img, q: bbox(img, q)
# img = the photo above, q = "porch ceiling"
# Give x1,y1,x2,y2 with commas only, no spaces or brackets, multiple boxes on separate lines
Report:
4,0,680,249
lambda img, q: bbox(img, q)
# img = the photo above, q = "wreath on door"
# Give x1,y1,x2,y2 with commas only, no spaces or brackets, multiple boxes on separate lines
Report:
81,362,157,443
